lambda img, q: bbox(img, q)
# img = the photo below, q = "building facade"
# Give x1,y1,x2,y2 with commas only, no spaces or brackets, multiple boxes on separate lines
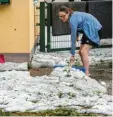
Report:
0,0,34,62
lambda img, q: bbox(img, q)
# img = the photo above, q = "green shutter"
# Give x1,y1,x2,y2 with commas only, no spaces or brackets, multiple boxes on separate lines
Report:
0,0,10,4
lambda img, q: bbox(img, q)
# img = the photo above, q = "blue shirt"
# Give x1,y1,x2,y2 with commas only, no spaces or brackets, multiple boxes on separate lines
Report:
69,11,102,55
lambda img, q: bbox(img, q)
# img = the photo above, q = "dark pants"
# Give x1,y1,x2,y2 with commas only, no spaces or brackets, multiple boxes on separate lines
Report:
78,30,102,47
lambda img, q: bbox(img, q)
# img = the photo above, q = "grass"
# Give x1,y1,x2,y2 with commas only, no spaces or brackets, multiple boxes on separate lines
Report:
0,108,103,116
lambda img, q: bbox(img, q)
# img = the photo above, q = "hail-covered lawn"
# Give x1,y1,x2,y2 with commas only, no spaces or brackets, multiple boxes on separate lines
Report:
0,48,112,116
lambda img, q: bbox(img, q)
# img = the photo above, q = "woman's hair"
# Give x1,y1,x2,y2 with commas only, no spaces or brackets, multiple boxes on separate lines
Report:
58,6,73,14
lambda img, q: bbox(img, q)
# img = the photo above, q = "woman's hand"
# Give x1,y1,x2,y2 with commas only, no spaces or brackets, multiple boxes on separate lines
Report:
70,56,75,66
76,36,80,42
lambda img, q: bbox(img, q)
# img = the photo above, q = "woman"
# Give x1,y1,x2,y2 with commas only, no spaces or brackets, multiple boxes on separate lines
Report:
58,6,102,76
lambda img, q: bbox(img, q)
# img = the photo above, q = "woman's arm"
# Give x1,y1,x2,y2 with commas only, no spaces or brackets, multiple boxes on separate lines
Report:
70,21,77,56
71,27,77,56
69,15,78,56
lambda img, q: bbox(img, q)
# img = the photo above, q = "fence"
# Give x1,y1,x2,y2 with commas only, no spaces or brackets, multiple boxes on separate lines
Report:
35,1,112,53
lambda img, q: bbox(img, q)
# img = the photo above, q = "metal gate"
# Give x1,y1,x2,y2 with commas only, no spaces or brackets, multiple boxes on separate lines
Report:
39,2,82,52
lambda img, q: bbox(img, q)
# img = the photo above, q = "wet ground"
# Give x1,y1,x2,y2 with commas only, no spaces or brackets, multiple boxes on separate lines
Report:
30,68,53,77
89,67,112,95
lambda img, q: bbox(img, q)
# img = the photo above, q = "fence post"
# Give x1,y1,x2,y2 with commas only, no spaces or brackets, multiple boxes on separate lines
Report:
47,3,51,52
40,2,45,52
